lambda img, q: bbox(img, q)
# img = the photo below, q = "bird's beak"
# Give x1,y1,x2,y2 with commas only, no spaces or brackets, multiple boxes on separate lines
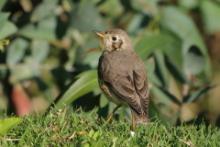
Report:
94,30,105,50
94,31,105,39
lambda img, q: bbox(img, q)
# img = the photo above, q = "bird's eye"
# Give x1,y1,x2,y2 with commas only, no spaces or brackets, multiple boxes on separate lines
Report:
112,36,117,41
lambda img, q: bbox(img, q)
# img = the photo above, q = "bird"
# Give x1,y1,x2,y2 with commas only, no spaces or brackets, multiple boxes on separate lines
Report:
95,28,150,130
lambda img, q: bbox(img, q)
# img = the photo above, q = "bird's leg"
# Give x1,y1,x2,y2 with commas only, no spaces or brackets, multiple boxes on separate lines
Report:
106,105,121,123
131,111,136,131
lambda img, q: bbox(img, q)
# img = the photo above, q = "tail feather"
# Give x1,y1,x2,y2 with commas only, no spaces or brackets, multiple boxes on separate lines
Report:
131,109,149,125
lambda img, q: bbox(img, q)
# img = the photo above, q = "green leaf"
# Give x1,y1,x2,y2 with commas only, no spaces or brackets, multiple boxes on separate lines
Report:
56,70,99,108
164,55,187,84
98,0,123,17
0,0,6,10
0,13,17,39
71,1,105,31
200,0,220,34
184,45,205,75
161,6,211,77
135,32,180,60
156,86,181,106
161,7,201,47
179,0,199,9
0,13,8,27
0,65,7,80
146,58,162,86
127,14,144,33
183,85,214,103
0,22,17,39
160,31,182,68
83,52,101,68
153,51,168,87
19,17,56,41
31,0,58,22
6,38,28,65
100,94,109,108
31,40,49,63
130,0,158,14
10,64,40,83
0,117,22,135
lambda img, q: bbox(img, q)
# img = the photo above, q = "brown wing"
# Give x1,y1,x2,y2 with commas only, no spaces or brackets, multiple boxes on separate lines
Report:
98,51,148,115
109,60,149,115
133,60,149,114
107,74,143,115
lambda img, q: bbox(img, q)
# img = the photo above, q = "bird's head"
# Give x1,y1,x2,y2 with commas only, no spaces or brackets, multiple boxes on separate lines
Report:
95,28,133,52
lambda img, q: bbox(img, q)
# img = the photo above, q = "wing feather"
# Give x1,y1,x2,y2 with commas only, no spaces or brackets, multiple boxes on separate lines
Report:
98,51,149,115
133,64,149,114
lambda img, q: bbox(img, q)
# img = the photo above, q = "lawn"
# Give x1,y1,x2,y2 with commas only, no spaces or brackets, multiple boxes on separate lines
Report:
0,108,220,147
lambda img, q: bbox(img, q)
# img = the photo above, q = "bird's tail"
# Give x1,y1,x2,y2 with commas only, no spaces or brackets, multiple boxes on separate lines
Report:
131,110,149,128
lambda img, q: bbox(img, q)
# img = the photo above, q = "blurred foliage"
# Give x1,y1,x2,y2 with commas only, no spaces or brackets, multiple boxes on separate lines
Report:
0,39,10,52
0,117,22,135
0,0,220,126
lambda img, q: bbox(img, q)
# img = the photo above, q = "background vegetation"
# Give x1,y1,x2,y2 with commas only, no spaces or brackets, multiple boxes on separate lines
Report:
0,0,220,144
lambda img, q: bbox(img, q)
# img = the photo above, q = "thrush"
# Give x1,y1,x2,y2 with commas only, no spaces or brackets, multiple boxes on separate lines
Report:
95,28,150,130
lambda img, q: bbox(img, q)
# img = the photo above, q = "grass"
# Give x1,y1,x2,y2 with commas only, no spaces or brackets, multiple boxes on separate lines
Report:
0,108,220,147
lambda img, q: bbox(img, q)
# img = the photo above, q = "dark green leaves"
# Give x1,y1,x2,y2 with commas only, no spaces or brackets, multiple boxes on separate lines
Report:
135,33,176,59
164,55,187,84
200,0,220,34
19,17,56,41
56,70,99,108
6,38,28,65
0,0,6,10
31,0,58,22
31,40,49,63
154,51,168,87
184,45,205,75
71,1,105,31
161,6,211,77
0,13,17,39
